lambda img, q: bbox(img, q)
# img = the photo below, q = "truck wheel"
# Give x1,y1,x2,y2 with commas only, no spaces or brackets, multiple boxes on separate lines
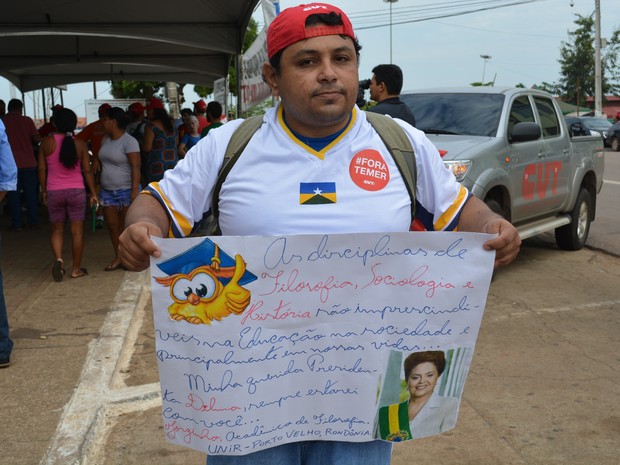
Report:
611,137,620,152
485,199,506,219
554,188,591,250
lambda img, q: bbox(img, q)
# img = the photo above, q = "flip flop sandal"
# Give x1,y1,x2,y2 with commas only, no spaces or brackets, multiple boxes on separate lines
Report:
71,268,89,279
52,260,65,282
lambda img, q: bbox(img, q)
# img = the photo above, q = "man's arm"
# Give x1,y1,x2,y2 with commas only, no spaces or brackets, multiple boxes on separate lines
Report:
457,195,521,269
118,193,171,271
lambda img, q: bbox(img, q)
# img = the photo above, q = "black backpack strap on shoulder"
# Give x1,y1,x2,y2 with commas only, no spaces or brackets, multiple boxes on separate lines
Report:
209,115,264,234
364,111,417,218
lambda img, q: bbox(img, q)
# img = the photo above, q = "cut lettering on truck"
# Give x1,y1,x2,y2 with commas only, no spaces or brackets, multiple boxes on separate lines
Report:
522,161,562,200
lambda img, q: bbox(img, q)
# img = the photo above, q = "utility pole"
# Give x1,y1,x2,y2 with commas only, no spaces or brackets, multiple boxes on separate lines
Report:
166,82,180,119
384,0,399,64
594,0,602,117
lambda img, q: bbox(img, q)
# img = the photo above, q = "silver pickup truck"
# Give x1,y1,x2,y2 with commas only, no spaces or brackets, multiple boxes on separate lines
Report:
400,87,605,250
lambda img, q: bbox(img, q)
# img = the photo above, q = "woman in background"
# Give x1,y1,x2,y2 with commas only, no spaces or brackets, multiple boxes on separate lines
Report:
98,106,141,271
37,108,98,281
141,97,178,183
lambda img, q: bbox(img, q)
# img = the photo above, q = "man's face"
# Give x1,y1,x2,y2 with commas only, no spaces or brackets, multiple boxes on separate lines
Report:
369,75,380,102
263,34,359,138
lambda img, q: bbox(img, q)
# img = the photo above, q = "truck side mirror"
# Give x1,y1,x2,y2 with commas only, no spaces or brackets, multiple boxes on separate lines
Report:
570,122,585,136
510,122,541,143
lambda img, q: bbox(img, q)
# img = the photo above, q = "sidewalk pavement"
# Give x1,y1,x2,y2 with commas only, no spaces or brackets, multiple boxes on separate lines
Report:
0,208,618,465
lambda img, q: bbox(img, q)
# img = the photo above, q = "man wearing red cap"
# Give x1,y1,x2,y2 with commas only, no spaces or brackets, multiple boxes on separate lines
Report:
125,102,146,141
193,100,209,133
120,3,520,464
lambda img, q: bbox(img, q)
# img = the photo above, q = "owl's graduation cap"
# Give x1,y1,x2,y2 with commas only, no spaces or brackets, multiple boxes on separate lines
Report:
156,238,257,286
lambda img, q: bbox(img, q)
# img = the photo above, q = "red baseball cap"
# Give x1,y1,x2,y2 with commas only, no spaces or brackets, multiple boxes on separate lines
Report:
128,102,146,115
266,3,355,59
146,97,165,110
98,103,112,117
193,100,207,111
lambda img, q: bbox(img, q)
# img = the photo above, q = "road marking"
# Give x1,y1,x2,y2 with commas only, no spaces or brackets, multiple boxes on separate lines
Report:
603,179,620,186
489,299,620,322
41,271,161,465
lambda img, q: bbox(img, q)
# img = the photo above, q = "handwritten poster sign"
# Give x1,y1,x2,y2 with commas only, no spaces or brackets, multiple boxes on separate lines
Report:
150,232,495,455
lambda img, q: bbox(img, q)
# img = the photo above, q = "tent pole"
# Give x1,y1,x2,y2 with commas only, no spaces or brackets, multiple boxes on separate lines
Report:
236,53,241,118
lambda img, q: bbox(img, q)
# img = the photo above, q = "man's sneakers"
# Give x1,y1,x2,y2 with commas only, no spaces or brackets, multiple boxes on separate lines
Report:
0,358,10,368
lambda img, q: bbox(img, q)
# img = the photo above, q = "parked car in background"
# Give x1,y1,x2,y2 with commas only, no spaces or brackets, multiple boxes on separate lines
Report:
565,116,612,147
400,87,605,250
606,121,620,151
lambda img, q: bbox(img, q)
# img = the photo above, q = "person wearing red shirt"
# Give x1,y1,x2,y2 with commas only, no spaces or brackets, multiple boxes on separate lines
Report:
3,99,41,230
75,103,111,172
193,100,209,133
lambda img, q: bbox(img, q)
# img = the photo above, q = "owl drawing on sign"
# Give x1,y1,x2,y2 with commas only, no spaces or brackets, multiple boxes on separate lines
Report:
155,242,255,325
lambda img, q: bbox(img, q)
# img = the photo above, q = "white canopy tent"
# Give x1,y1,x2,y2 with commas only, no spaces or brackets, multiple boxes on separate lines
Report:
0,0,260,92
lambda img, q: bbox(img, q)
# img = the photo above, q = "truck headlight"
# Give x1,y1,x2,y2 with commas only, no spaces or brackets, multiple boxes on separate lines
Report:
443,160,471,182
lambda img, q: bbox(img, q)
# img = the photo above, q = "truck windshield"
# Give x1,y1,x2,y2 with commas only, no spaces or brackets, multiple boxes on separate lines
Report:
401,93,505,137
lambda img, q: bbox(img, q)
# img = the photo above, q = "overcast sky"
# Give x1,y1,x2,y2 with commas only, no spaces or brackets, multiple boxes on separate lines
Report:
1,0,616,118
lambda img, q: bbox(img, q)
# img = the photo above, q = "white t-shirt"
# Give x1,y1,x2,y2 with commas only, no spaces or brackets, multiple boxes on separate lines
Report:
99,132,140,191
145,105,468,237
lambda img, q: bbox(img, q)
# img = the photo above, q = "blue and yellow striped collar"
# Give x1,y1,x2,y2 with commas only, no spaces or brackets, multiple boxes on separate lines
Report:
277,105,357,160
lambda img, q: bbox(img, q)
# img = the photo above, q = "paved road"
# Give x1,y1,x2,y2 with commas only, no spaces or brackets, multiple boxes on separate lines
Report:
587,150,620,255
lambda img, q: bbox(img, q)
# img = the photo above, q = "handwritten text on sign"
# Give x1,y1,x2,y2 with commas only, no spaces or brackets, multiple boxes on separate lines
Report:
150,232,495,455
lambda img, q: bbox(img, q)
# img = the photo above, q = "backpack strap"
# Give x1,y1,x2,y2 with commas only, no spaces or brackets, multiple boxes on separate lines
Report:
364,111,417,218
207,115,264,235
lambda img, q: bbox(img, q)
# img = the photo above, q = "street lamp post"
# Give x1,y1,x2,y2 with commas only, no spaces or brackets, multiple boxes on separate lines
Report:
480,54,492,84
384,0,399,64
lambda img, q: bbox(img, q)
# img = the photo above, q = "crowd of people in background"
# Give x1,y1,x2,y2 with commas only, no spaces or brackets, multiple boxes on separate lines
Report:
0,96,227,280
0,94,226,369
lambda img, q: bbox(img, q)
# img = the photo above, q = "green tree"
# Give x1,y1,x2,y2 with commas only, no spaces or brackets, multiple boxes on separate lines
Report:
605,28,620,91
557,13,620,106
110,80,165,99
534,81,562,95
